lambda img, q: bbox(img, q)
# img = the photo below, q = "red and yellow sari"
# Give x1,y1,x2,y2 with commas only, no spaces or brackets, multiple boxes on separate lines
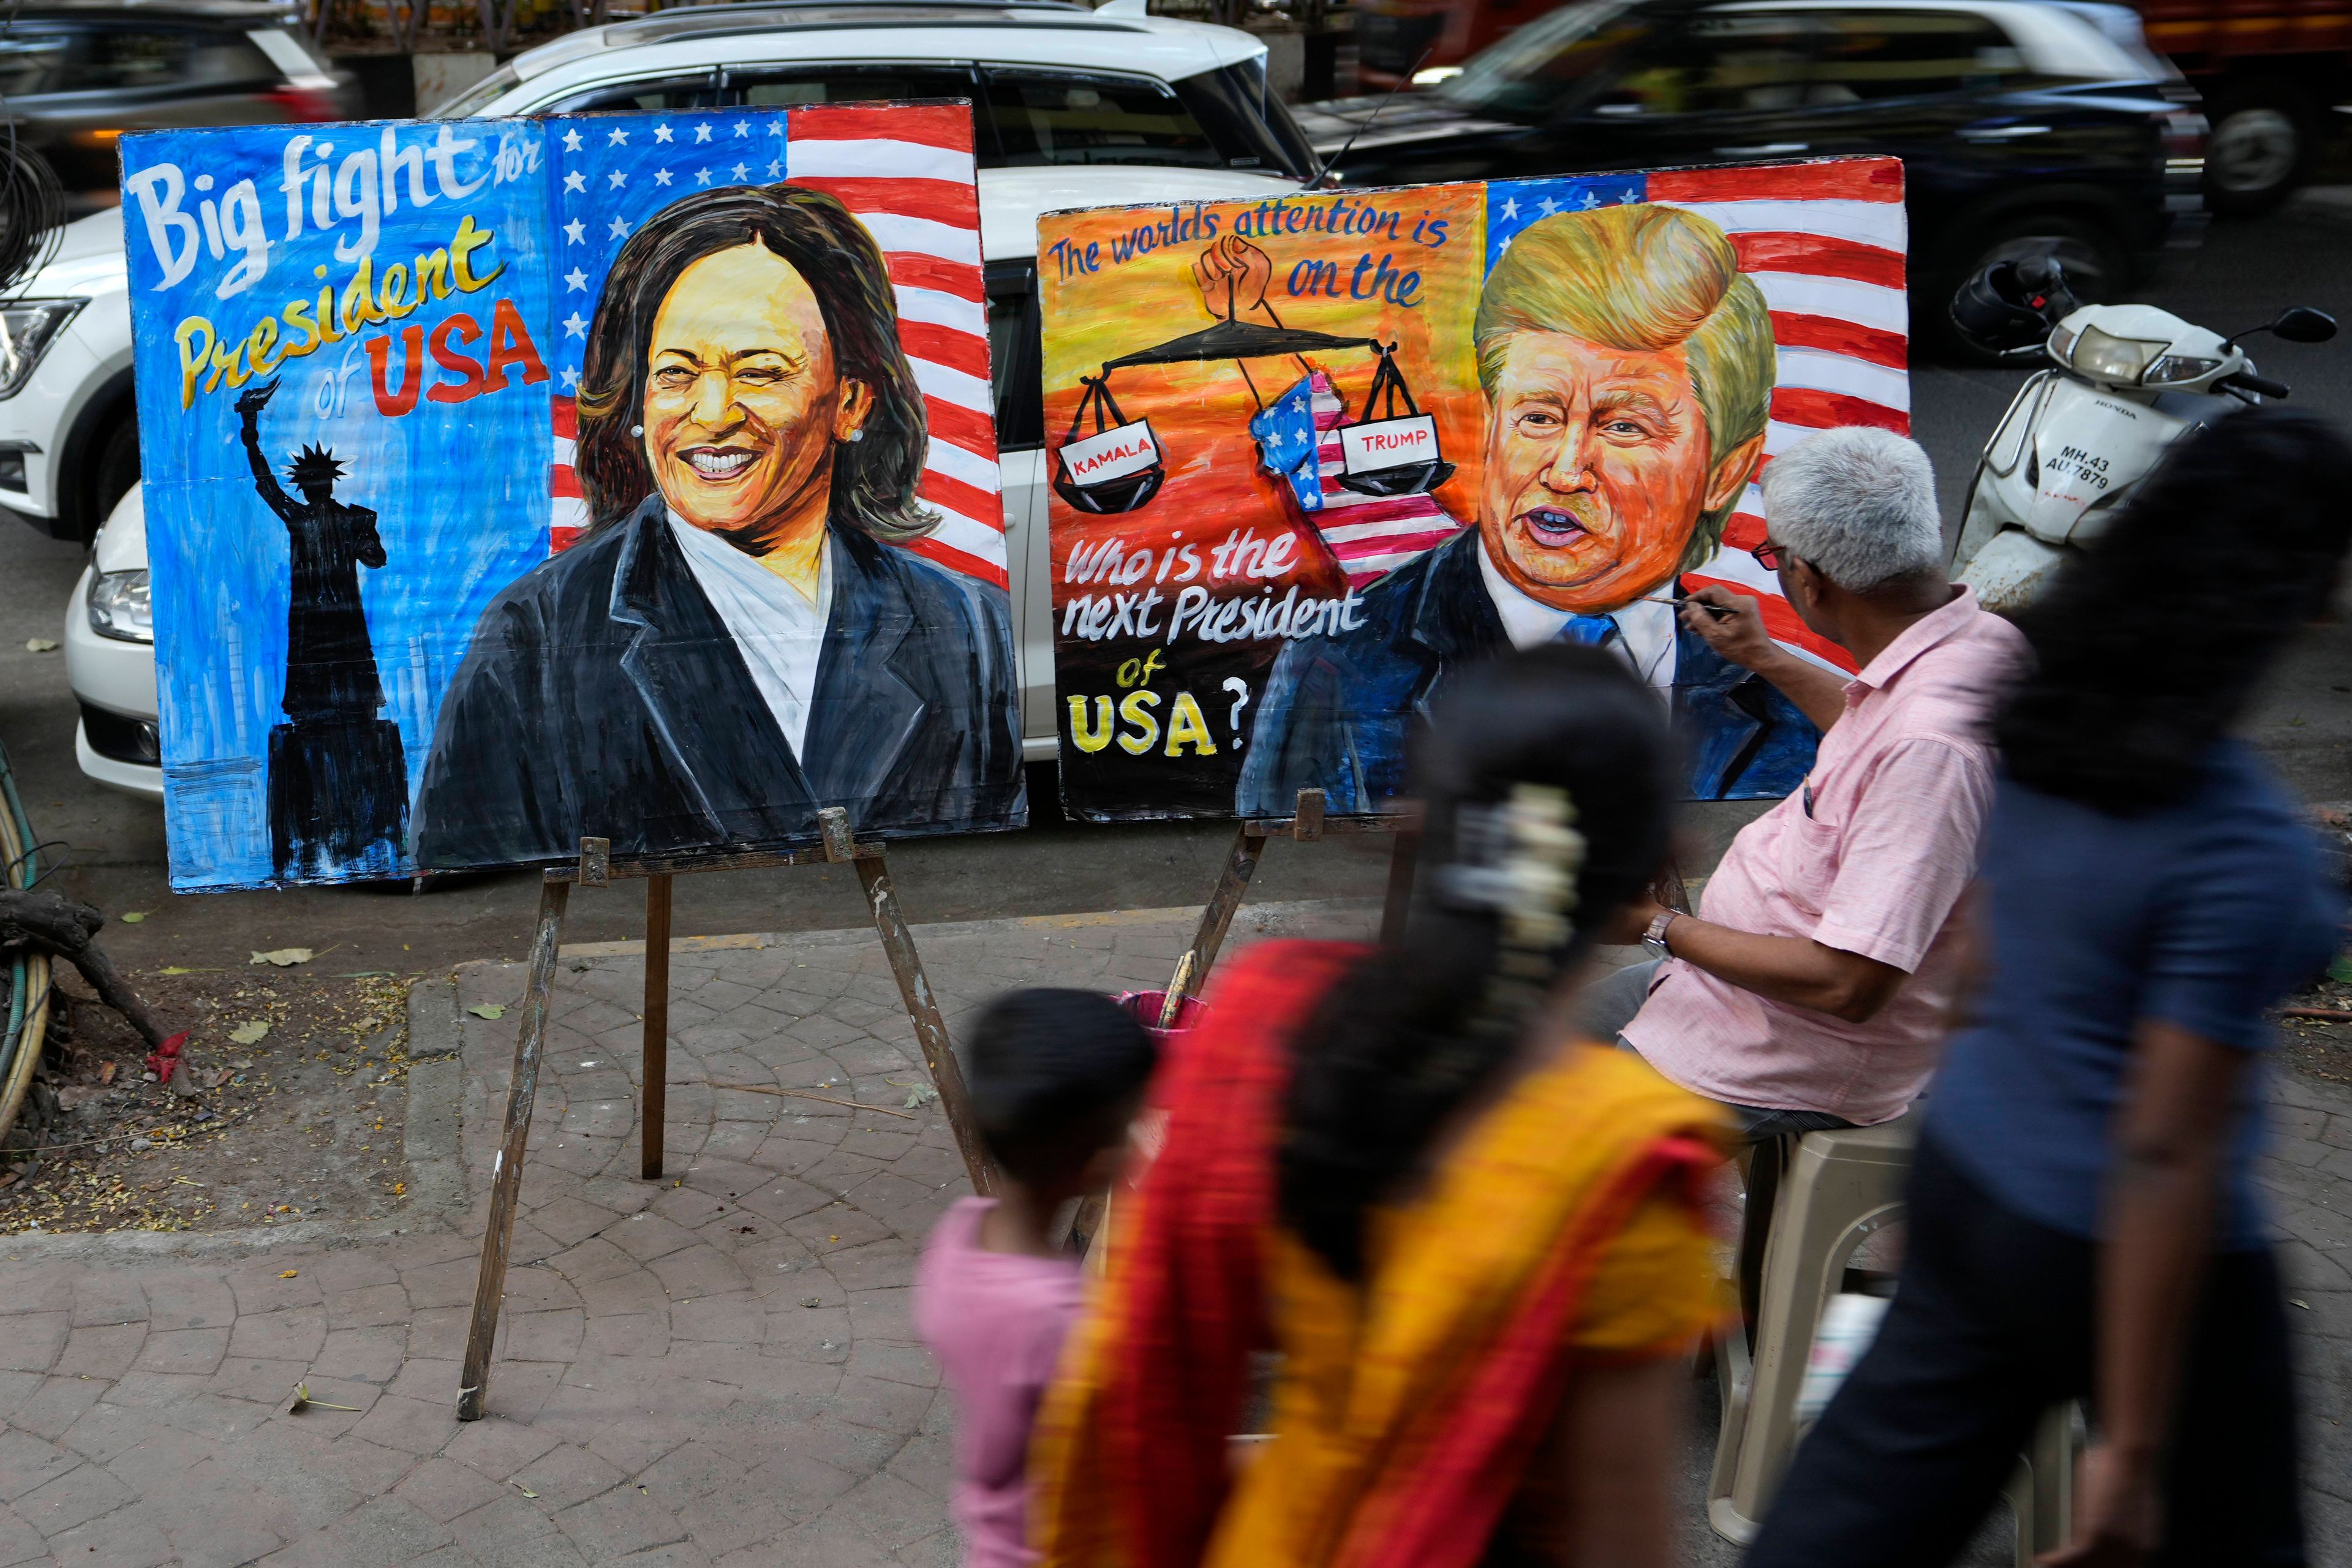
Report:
1029,940,1727,1568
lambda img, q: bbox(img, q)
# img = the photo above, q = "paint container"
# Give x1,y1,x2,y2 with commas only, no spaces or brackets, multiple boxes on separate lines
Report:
1116,989,1207,1054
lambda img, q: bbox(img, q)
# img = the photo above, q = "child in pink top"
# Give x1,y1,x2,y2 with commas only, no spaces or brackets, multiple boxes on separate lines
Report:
914,989,1156,1567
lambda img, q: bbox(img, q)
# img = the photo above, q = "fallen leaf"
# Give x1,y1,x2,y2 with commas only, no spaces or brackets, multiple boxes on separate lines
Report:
467,1003,507,1020
98,1062,116,1085
118,911,148,924
228,1020,270,1045
278,1270,299,1278
902,1082,940,1110
249,948,314,967
154,966,221,975
800,1295,821,1308
23,638,55,653
286,1381,360,1415
511,1480,539,1499
2290,1298,2310,1310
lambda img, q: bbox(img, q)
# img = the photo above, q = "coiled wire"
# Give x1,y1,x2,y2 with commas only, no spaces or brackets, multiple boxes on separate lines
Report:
0,0,62,301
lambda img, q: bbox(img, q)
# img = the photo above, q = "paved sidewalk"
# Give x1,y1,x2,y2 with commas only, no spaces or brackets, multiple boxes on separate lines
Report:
0,899,2344,1568
0,902,1371,1568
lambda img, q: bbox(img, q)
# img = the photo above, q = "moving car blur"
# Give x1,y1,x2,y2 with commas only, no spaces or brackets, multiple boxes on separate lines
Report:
1353,0,2352,214
0,1,356,216
1297,0,2206,348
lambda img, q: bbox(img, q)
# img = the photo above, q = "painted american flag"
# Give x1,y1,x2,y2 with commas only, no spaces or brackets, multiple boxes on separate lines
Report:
544,102,1006,587
1272,157,1904,675
1250,370,1460,587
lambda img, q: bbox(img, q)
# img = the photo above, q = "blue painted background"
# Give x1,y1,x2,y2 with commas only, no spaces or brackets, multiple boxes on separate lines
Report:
124,108,809,891
124,118,556,890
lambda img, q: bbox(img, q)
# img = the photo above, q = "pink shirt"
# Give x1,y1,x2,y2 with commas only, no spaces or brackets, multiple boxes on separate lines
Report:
912,1197,1083,1568
1627,587,2025,1125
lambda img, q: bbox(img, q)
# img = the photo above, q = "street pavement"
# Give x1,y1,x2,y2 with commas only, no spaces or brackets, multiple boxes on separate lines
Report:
0,899,2345,1568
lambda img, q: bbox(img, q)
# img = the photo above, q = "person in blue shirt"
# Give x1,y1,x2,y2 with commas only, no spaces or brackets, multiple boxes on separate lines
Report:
1749,406,2352,1568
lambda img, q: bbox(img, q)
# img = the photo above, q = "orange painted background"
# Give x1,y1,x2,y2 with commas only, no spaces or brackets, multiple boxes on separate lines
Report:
1039,186,1488,595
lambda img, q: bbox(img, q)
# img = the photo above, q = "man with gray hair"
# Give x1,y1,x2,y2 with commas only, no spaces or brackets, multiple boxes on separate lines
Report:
1591,425,2027,1144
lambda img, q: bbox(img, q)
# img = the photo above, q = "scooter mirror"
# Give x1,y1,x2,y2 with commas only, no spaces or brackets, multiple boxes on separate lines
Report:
2271,306,2338,344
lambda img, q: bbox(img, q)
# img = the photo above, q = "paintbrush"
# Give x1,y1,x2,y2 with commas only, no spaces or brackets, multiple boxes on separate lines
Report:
1643,594,1739,619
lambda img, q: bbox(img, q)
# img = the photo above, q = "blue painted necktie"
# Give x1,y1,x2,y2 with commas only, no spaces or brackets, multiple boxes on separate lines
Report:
1557,614,1621,649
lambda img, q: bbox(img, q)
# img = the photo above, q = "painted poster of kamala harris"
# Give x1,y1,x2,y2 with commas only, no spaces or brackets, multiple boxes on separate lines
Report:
415,121,1023,869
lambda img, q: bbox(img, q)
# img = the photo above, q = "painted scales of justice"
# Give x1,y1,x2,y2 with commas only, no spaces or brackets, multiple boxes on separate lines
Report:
1053,293,1459,584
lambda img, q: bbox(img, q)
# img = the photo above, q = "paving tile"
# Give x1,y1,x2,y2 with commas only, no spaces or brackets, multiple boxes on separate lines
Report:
228,1307,328,1364
555,1482,688,1563
511,1444,628,1512
450,1495,597,1568
394,1455,513,1523
55,1323,146,1380
40,1506,173,1568
0,1433,78,1504
349,1392,458,1457
0,1316,67,1373
441,1417,562,1482
311,1494,454,1568
131,1327,228,1377
15,1458,129,1537
0,1505,40,1568
6,1374,105,1441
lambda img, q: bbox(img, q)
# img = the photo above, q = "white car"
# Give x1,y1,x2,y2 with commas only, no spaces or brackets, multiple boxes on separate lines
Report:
49,0,1310,799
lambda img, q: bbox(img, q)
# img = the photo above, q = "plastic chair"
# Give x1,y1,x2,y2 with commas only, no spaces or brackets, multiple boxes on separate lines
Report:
1707,1108,2084,1566
1709,1108,1920,1544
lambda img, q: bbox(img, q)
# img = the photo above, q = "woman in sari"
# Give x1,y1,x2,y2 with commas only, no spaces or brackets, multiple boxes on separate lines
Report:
1031,644,1730,1568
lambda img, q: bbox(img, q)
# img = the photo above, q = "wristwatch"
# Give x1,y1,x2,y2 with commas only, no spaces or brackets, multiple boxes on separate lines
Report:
1640,909,1679,960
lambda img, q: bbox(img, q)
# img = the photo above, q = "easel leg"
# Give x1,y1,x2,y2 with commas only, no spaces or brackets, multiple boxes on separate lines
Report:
641,873,671,1182
1379,826,1422,944
853,853,997,1197
1181,822,1268,998
458,876,570,1421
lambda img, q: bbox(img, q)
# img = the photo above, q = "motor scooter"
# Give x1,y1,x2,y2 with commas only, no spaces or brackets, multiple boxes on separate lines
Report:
1948,257,2337,612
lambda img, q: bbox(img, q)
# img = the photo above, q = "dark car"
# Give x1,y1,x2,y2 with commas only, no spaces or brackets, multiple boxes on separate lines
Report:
1297,0,2206,353
0,1,357,213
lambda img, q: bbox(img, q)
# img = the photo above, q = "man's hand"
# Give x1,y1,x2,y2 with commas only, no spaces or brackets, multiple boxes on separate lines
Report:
2035,1444,2160,1567
235,377,281,418
1678,585,1781,674
1193,235,1273,321
1608,897,1668,947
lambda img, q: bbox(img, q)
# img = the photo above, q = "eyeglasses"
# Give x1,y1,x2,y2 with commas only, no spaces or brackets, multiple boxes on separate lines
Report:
1751,538,1794,571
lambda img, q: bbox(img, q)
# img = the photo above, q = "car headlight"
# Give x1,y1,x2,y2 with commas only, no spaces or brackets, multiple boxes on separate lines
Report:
87,569,151,643
2144,353,2222,386
2055,325,2167,383
0,300,83,401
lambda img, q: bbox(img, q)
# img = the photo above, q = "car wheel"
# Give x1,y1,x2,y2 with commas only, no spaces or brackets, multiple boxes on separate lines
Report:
86,418,140,544
1927,219,2128,366
2203,83,2312,217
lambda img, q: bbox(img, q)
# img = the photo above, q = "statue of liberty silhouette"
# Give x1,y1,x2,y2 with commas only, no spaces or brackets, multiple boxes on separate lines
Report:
236,376,409,880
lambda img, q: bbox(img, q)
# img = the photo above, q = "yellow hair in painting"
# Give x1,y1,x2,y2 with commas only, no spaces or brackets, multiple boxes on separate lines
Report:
1475,205,1776,569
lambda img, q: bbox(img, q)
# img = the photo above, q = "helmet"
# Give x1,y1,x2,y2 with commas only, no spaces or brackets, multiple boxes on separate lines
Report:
1950,255,2079,355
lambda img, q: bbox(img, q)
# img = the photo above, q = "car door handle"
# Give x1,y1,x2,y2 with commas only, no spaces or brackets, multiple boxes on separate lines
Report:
1714,141,1808,156
1960,124,2051,140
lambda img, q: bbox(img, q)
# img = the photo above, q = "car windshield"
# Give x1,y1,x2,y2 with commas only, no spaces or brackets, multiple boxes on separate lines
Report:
432,62,520,118
1435,0,1643,118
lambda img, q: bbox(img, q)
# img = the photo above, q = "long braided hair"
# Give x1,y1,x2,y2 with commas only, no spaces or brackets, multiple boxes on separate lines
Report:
1277,646,1678,1281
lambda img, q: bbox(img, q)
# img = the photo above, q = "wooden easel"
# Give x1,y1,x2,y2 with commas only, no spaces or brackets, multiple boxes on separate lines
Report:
456,807,992,1421
1165,788,1423,1007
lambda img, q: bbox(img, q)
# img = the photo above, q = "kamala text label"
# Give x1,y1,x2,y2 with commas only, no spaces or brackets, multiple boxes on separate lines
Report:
125,102,1020,891
1038,159,1909,822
